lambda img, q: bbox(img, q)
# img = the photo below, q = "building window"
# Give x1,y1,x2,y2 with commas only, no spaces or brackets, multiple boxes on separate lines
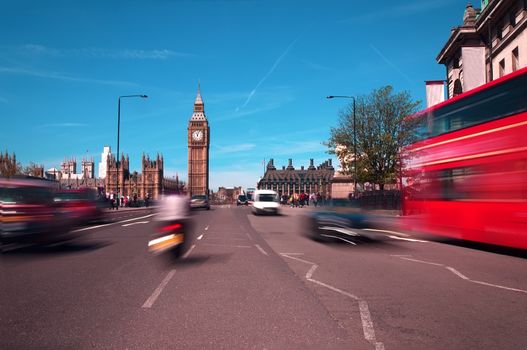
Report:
453,79,463,96
453,57,460,69
496,21,503,40
509,10,517,27
499,59,505,77
512,47,519,72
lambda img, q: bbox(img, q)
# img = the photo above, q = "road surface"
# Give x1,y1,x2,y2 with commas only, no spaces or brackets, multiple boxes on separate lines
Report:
2,205,527,349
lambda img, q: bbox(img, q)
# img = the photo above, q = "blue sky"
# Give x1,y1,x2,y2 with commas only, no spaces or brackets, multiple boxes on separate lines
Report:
0,0,467,190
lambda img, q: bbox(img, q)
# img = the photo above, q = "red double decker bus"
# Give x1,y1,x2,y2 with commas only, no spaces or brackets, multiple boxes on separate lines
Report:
401,66,527,249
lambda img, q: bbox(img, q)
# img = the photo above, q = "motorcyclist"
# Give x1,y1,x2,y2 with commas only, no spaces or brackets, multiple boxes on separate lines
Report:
150,195,193,258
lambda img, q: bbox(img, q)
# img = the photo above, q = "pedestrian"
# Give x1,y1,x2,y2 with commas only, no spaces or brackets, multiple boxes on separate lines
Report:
310,193,316,207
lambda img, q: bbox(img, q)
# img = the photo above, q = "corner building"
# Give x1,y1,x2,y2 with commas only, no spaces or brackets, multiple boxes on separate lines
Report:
437,0,527,98
258,159,335,197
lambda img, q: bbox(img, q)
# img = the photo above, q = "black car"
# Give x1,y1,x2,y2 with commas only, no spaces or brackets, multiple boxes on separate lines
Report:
236,194,248,206
304,198,371,244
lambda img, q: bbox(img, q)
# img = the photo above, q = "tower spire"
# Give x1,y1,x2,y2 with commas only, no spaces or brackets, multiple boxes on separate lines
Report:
194,80,203,106
191,81,206,120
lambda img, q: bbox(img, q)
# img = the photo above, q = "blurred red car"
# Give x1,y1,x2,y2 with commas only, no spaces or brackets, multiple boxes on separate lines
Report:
54,188,105,226
0,177,73,248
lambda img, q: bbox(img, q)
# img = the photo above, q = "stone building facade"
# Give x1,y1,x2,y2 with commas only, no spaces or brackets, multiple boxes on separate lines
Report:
437,0,527,98
257,159,335,197
61,158,77,176
105,153,168,199
213,187,243,204
60,157,94,180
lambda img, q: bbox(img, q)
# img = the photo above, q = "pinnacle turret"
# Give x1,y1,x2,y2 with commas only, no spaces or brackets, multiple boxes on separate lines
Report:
190,81,207,121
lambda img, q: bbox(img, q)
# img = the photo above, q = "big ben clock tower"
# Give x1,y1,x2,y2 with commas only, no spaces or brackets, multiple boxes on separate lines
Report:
188,83,210,197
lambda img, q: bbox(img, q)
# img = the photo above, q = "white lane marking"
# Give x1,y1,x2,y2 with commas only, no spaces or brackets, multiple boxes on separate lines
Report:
122,221,149,227
364,228,410,237
206,237,247,241
388,235,428,243
282,254,316,265
119,214,155,224
142,269,176,308
471,280,527,294
306,264,317,279
204,225,209,231
75,214,155,232
446,267,469,280
281,254,384,349
72,214,156,232
396,256,527,294
202,243,252,248
183,244,196,259
254,244,268,256
245,232,253,240
72,223,113,232
197,234,204,240
359,301,385,350
279,252,304,255
400,257,444,267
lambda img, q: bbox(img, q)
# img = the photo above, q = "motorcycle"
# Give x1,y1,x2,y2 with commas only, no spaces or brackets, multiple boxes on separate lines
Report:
148,195,193,259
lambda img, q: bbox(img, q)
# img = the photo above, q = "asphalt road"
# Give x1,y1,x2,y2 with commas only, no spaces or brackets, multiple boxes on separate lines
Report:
1,205,527,349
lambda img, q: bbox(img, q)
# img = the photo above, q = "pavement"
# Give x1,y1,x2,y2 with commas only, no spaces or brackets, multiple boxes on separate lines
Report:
104,205,156,212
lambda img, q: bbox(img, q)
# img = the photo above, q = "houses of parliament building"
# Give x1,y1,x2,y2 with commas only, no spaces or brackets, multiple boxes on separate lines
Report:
104,153,180,199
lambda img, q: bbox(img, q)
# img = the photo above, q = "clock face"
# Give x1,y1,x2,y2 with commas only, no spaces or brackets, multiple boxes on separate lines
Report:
192,130,203,141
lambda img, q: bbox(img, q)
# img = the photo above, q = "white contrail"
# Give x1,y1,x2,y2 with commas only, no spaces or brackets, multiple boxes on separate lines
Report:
369,43,414,84
237,37,299,111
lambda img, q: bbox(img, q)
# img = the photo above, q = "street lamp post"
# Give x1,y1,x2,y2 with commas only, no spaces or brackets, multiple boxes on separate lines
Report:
116,94,147,210
326,95,357,197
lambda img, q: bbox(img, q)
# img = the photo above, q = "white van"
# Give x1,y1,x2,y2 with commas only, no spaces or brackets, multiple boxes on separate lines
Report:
252,190,280,215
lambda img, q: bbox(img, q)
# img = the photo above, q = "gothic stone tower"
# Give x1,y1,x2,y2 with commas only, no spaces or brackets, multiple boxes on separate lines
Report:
105,154,130,196
81,157,95,179
61,158,77,177
141,153,163,199
187,83,210,197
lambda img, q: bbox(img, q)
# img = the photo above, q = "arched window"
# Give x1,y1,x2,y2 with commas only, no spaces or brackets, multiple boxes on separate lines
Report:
453,79,463,96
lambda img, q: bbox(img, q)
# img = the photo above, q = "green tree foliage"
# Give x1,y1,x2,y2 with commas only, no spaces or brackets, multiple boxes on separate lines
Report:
327,86,421,189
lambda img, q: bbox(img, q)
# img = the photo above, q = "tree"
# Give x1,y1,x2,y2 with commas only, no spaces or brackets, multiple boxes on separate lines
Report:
326,86,421,190
23,162,44,177
0,151,23,177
